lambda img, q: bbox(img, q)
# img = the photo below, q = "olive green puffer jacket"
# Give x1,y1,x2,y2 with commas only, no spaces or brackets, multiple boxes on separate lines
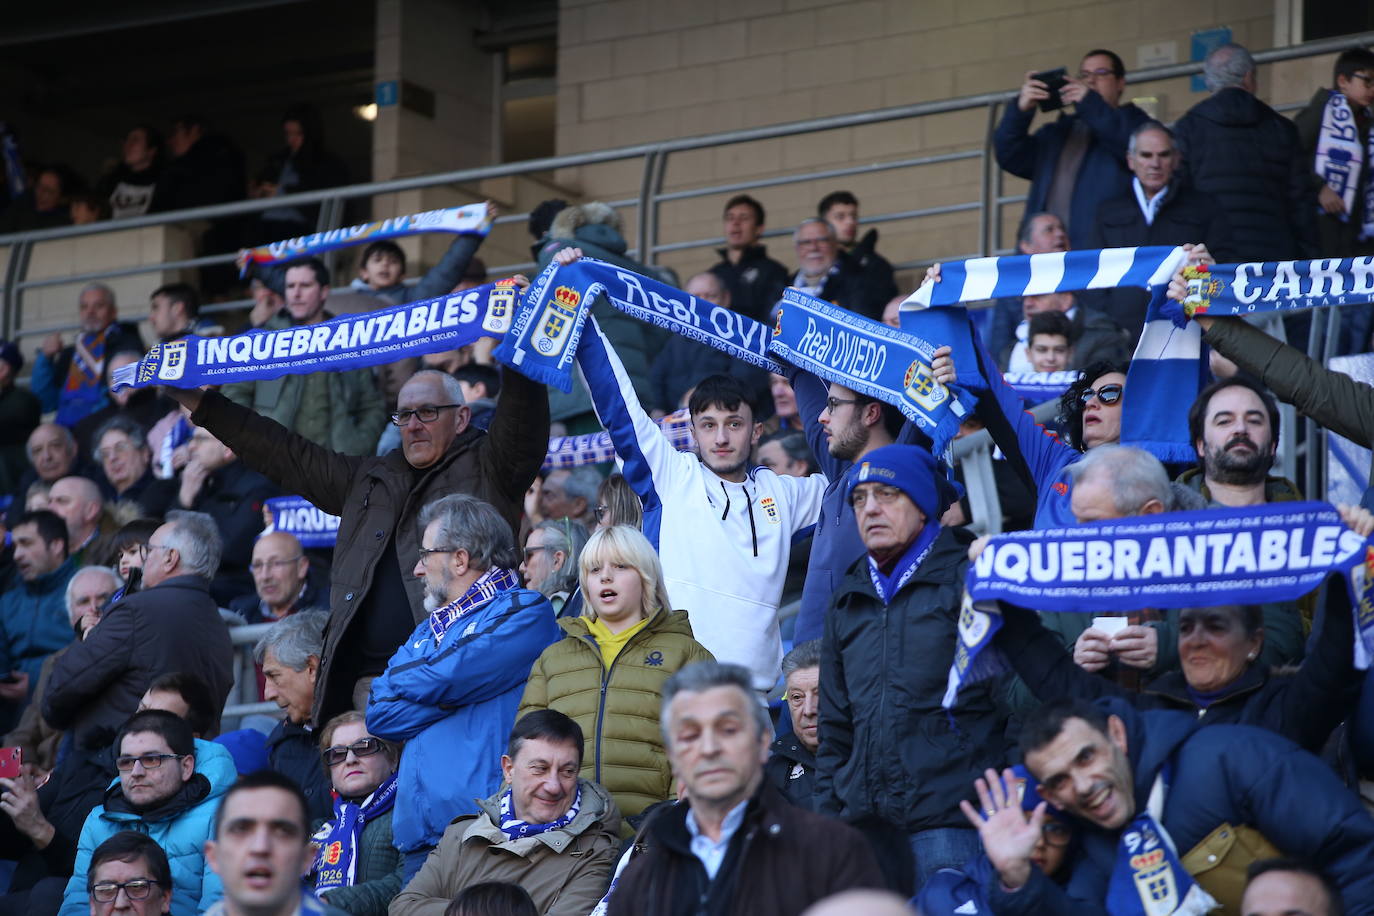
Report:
517,608,713,824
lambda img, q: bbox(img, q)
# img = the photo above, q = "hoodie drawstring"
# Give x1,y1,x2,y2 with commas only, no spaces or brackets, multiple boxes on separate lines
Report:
718,480,759,557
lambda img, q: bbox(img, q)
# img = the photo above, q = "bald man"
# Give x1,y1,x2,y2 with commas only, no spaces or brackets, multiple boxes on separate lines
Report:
229,531,326,624
45,476,106,565
649,272,773,416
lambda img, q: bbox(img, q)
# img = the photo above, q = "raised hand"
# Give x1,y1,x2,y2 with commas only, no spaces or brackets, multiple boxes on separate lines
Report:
959,767,1046,889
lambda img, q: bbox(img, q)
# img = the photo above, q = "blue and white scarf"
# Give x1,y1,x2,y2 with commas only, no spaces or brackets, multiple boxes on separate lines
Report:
1315,90,1374,239
945,501,1374,707
769,287,973,458
265,495,340,548
1002,370,1075,403
495,258,773,392
1107,769,1219,916
1167,258,1374,325
428,566,521,642
240,204,491,272
908,246,1195,462
867,524,941,605
311,773,398,893
498,786,581,840
544,409,694,470
111,279,519,392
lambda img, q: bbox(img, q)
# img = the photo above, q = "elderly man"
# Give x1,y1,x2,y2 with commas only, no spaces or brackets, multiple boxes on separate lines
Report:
982,212,1072,372
366,494,558,879
1242,859,1344,916
44,511,233,748
92,419,176,517
391,711,620,916
221,259,387,456
1090,121,1233,334
537,468,600,530
520,519,589,616
5,425,87,528
85,831,174,916
965,697,1374,914
229,532,325,625
31,284,143,427
1174,43,1317,262
648,272,773,416
56,710,235,916
818,444,1011,892
166,322,549,725
791,218,886,320
994,49,1148,248
46,476,108,567
764,640,821,811
255,611,333,822
0,511,78,728
172,426,279,604
608,662,882,914
708,194,790,324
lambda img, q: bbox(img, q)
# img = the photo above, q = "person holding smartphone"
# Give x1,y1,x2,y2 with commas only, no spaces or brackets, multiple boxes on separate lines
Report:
993,49,1149,249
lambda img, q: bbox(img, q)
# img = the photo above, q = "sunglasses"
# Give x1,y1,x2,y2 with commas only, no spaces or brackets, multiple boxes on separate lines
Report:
1079,383,1123,406
322,737,385,766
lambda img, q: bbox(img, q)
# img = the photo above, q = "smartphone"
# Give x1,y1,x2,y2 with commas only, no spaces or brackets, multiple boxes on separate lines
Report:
1092,616,1129,637
1031,67,1068,112
0,748,22,780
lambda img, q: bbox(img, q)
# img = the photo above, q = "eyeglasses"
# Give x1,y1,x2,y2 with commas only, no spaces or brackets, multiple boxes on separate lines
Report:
825,397,859,413
115,752,183,772
416,545,458,564
390,404,462,426
1079,383,1124,406
95,441,137,461
322,737,385,766
1350,72,1374,86
594,505,610,522
90,880,163,903
1041,820,1073,847
849,485,905,509
796,238,832,249
250,556,303,574
523,545,551,562
1078,67,1119,78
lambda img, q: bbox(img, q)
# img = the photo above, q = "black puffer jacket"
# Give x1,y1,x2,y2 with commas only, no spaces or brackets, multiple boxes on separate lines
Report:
816,527,1012,832
1172,87,1318,262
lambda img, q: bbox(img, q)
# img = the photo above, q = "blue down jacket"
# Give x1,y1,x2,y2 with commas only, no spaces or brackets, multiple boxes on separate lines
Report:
366,586,558,853
58,739,235,916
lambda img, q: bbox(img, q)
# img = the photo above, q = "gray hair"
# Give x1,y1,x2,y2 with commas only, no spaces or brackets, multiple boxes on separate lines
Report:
793,217,837,244
418,493,516,572
686,272,728,302
1066,445,1172,516
162,510,222,579
529,518,590,596
554,466,602,516
1017,212,1061,248
81,282,116,307
93,416,149,460
660,661,771,748
66,565,121,613
781,639,822,680
1203,43,1255,92
407,369,465,405
1127,120,1174,156
253,609,329,669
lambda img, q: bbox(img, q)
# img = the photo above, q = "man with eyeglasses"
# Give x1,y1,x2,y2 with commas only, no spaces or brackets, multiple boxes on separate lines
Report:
994,49,1147,249
818,445,1012,893
230,532,325,625
165,300,549,726
366,493,557,882
790,218,887,321
56,710,235,916
172,427,279,605
86,831,172,916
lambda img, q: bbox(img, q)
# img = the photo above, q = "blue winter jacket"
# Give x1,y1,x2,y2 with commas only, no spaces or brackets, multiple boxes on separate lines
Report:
366,586,558,853
987,698,1374,915
58,739,235,916
0,556,77,705
993,92,1148,249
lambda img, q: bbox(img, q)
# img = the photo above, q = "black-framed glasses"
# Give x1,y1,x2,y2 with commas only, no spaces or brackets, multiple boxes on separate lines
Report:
594,504,610,522
322,737,385,766
115,752,183,772
416,545,458,564
1041,820,1073,847
390,404,462,426
90,879,164,902
1078,67,1119,78
825,397,858,413
1351,72,1374,86
1079,383,1123,406
523,545,551,562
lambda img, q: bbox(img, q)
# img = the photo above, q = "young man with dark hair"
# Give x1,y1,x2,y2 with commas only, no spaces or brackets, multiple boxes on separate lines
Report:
1177,376,1290,508
147,283,201,343
0,509,76,725
1024,311,1074,373
450,363,501,430
816,190,897,317
965,696,1374,914
562,242,826,694
708,194,790,323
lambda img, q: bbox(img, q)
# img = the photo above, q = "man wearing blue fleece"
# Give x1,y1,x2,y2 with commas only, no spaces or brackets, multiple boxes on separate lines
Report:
817,444,1011,892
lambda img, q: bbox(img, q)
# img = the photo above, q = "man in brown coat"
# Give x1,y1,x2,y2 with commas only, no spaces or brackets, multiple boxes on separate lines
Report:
388,710,620,916
163,362,548,726
607,661,884,916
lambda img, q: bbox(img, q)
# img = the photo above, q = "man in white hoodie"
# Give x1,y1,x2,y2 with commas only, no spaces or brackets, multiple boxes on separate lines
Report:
565,248,826,693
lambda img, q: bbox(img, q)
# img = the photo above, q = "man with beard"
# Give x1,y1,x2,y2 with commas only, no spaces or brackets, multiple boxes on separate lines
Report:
1176,378,1294,507
366,494,558,881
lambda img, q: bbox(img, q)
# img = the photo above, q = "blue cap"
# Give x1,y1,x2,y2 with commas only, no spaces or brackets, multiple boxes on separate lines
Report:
846,443,959,522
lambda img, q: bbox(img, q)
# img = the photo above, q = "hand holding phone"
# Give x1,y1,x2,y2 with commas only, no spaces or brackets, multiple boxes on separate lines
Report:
0,748,22,780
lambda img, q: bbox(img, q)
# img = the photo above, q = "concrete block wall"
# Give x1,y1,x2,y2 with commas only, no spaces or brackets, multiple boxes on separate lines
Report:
553,0,1312,291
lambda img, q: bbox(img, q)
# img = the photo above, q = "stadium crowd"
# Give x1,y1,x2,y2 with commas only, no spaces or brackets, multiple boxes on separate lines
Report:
0,39,1372,916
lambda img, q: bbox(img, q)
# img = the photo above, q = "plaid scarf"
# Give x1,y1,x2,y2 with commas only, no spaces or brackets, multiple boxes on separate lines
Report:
428,567,521,642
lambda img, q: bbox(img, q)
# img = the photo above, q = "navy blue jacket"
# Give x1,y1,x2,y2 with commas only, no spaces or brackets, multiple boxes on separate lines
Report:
266,718,333,824
988,699,1374,915
994,92,1149,249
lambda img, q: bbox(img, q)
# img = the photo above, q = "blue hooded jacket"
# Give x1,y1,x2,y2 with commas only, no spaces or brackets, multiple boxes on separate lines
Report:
366,586,558,853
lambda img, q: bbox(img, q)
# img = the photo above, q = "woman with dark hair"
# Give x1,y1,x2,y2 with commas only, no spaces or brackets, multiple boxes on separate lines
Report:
309,711,403,916
1056,358,1131,453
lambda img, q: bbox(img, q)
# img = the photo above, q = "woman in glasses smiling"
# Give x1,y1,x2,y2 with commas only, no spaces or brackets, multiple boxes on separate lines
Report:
308,712,402,916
